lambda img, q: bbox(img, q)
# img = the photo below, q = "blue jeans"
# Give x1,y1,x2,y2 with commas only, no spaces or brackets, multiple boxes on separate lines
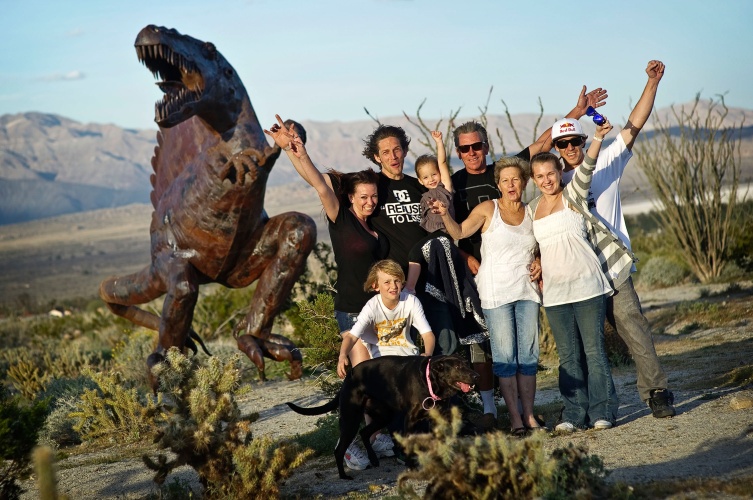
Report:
483,300,540,378
334,310,359,334
417,293,458,356
545,294,619,427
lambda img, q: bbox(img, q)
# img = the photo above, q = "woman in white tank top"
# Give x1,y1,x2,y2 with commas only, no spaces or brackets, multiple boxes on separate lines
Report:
528,117,618,432
428,156,543,435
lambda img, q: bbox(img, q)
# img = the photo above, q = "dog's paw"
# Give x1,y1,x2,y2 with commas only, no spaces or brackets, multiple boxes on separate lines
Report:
339,473,354,480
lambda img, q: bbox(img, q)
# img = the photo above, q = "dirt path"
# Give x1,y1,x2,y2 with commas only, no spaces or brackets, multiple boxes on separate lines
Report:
20,287,753,499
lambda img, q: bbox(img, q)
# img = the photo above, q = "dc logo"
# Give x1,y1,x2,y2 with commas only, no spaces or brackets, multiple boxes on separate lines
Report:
393,190,411,202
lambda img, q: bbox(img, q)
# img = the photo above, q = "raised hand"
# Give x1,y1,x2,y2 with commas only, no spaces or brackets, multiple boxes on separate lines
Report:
595,117,614,138
646,60,665,82
574,86,608,118
431,130,443,144
263,114,296,150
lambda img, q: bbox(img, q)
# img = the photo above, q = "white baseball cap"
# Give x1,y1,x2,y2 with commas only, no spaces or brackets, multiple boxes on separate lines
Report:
551,118,586,141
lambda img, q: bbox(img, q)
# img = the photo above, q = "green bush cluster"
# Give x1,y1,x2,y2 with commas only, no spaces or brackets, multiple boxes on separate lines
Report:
0,388,48,500
143,349,313,497
294,293,342,370
396,407,611,500
637,256,690,289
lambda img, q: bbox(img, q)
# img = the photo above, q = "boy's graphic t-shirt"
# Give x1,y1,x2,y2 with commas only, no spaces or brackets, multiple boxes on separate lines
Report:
350,291,432,357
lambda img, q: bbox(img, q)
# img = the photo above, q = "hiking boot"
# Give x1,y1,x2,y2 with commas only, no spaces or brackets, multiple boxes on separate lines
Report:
343,442,370,471
371,433,395,458
648,389,676,418
592,419,613,430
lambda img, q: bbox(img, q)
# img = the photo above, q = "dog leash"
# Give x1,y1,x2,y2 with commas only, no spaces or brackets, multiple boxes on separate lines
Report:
422,358,441,410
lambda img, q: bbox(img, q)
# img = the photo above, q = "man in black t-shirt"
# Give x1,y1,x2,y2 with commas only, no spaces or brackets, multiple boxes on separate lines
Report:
363,125,427,270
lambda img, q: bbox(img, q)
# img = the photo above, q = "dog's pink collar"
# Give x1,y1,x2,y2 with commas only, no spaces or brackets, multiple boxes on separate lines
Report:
422,358,441,410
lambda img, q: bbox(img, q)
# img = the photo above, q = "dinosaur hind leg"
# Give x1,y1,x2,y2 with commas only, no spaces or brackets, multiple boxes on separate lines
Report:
99,265,166,330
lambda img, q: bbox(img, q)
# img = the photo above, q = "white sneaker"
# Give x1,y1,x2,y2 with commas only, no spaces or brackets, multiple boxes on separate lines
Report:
593,419,613,430
371,433,395,458
343,442,370,471
555,421,575,433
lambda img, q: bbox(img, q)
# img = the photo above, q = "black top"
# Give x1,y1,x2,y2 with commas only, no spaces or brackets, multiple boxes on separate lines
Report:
451,148,531,261
329,203,389,313
370,172,428,270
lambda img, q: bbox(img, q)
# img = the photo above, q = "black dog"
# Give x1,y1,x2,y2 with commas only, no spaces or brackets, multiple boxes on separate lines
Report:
286,354,478,479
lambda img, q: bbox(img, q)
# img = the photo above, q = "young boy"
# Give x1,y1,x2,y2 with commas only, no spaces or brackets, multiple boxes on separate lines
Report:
337,259,435,376
337,259,435,471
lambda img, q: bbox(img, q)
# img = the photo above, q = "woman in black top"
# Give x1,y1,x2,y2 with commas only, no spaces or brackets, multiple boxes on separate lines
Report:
265,115,387,367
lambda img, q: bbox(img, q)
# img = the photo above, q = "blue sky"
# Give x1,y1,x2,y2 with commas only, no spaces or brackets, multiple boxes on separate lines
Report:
2,0,751,130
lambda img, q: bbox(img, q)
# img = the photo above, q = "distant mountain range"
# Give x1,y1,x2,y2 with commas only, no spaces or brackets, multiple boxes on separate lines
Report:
1,105,752,225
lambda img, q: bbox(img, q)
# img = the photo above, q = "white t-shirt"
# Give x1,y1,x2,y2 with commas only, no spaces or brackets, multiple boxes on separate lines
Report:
350,291,432,358
561,133,634,257
476,200,541,309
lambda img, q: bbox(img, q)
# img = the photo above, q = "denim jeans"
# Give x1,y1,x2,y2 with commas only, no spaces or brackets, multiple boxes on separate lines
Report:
608,277,668,401
483,300,540,378
334,310,359,334
417,293,458,356
545,294,619,426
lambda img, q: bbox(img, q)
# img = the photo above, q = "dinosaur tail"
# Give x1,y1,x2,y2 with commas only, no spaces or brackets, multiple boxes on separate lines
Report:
286,393,339,416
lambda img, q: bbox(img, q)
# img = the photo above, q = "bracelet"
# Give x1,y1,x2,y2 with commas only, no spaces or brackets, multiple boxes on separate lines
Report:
593,136,603,142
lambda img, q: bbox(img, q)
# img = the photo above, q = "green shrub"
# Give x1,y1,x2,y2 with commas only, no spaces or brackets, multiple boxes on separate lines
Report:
143,349,313,497
295,293,341,370
68,367,158,445
396,407,610,499
638,256,690,288
0,388,48,499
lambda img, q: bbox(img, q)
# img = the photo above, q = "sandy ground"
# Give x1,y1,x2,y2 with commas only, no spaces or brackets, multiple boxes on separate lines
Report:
18,284,753,499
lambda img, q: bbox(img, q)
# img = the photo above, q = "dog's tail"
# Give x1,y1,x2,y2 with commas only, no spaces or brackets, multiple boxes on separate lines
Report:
286,393,339,416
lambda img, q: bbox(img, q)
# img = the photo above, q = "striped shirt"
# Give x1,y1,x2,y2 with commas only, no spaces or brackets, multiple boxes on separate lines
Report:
528,157,637,289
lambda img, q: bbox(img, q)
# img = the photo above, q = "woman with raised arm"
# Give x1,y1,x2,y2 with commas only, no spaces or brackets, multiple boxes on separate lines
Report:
527,117,619,433
265,115,391,469
429,155,543,436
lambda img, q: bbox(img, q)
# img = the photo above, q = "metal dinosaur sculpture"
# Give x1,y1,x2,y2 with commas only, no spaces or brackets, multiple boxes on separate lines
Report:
99,25,315,389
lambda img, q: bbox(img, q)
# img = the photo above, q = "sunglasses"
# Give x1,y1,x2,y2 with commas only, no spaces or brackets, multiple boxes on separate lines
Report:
457,141,486,153
555,137,585,149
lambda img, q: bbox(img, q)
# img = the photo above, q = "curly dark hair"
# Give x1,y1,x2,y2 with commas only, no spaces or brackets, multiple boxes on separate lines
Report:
362,125,411,167
326,168,379,207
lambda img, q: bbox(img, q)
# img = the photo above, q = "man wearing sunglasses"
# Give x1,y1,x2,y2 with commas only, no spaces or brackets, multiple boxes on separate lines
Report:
450,87,608,426
557,60,675,419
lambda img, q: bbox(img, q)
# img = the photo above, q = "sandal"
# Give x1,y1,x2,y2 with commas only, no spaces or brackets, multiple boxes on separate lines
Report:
511,427,528,438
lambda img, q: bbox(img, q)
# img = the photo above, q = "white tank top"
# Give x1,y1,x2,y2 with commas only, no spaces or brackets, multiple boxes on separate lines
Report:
532,200,613,307
476,200,541,309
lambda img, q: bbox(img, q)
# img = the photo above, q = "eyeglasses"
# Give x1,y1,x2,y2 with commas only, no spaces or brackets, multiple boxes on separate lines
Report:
555,137,585,149
457,141,486,153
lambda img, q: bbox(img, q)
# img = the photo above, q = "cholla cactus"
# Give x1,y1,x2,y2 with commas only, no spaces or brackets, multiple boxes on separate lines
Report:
396,407,607,499
144,348,312,497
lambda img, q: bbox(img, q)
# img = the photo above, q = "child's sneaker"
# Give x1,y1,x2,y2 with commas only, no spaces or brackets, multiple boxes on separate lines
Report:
371,433,395,458
343,442,370,471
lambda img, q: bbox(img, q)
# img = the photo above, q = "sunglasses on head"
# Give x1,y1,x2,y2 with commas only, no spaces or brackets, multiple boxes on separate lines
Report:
457,141,486,153
555,137,585,149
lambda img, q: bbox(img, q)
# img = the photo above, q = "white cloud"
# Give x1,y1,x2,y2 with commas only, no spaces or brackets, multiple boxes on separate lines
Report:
38,71,86,82
67,28,84,37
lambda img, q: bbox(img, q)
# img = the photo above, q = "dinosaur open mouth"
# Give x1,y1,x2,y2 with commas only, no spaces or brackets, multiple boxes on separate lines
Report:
136,44,205,122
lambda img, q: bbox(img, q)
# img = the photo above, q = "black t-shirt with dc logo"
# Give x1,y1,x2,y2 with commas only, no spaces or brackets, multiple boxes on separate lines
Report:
370,173,428,270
